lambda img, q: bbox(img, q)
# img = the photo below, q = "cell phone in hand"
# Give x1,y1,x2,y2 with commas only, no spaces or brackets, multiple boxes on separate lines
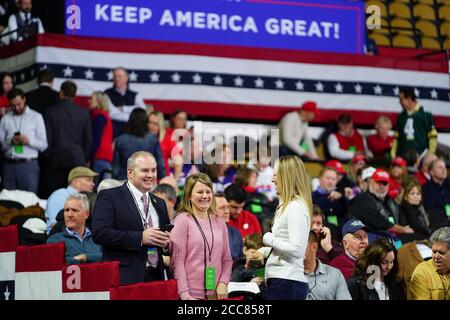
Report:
248,259,264,269
160,224,174,232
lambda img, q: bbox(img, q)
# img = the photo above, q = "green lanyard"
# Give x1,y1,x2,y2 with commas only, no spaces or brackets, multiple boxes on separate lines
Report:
192,214,216,292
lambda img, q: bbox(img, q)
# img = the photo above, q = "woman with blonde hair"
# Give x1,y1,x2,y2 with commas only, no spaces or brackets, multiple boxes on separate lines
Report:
264,155,312,300
147,110,166,142
170,173,233,300
89,91,113,182
148,110,184,181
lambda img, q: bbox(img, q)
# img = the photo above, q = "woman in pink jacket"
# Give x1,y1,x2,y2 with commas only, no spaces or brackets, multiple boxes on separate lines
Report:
170,173,233,300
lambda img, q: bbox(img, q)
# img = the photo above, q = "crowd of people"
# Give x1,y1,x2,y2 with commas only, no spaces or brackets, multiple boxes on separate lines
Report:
1,11,450,298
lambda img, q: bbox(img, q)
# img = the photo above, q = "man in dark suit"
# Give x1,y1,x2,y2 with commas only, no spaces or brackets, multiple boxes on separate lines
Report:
26,68,59,115
92,151,171,285
26,68,59,198
43,81,92,195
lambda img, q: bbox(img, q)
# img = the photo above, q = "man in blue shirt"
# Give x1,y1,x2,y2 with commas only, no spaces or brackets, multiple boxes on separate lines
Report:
45,166,97,233
47,193,102,264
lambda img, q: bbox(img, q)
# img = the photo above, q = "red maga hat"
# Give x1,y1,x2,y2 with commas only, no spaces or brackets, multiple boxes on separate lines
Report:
300,101,319,116
325,160,346,174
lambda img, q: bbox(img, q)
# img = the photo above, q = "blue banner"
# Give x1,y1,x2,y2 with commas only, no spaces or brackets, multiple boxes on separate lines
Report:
65,0,366,54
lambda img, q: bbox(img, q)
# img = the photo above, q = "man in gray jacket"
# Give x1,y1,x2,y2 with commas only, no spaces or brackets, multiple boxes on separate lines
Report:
304,231,352,300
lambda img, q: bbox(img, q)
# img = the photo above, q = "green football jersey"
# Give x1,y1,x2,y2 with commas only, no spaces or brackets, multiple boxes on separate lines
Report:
396,106,435,156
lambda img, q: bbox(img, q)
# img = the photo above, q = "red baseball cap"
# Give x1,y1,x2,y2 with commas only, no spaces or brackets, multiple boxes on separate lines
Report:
300,101,319,116
391,157,407,168
352,154,367,164
325,160,346,174
372,169,390,183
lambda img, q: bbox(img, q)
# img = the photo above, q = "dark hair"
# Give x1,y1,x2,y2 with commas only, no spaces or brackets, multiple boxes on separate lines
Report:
338,113,352,123
244,233,263,250
37,68,54,85
353,238,399,286
1,72,15,95
153,183,177,201
169,109,187,128
7,88,25,100
401,148,419,167
224,184,247,204
125,108,148,137
312,204,325,224
60,81,77,98
356,167,365,178
402,180,422,204
205,144,232,181
399,87,416,101
234,167,257,187
308,230,319,244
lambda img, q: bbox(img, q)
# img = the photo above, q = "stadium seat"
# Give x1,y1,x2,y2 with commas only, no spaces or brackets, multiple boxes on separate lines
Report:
369,31,391,46
393,34,417,48
413,0,435,5
437,0,450,5
441,22,450,37
389,2,413,19
390,17,414,29
415,20,439,37
413,3,437,20
438,6,450,22
445,38,450,48
366,0,388,17
421,36,442,49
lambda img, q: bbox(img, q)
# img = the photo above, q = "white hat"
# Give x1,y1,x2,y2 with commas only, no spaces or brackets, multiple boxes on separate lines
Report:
22,218,47,234
362,167,376,181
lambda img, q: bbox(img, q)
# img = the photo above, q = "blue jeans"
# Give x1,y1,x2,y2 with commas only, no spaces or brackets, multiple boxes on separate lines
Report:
3,159,39,194
266,278,309,300
92,159,112,183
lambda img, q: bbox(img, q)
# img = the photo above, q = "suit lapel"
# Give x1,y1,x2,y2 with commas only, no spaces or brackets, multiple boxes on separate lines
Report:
120,183,144,231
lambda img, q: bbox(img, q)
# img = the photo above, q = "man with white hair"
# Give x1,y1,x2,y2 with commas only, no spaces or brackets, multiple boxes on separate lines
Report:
47,193,102,264
104,67,145,137
330,219,368,280
410,227,450,300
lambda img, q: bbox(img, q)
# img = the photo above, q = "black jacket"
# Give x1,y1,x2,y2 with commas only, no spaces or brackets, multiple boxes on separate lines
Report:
348,192,400,232
399,202,432,237
347,275,405,300
92,183,170,285
422,178,450,231
26,85,59,115
44,99,93,168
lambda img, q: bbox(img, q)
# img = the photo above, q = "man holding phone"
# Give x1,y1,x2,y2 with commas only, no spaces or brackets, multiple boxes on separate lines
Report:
92,151,171,285
0,88,47,193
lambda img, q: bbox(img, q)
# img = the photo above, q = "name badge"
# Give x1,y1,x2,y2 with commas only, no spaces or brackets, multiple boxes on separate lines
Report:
300,142,309,151
147,247,157,257
205,266,216,291
327,215,338,226
13,144,24,154
445,204,450,217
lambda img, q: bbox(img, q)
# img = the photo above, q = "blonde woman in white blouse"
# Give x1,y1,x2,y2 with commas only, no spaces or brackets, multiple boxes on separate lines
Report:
264,155,313,300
